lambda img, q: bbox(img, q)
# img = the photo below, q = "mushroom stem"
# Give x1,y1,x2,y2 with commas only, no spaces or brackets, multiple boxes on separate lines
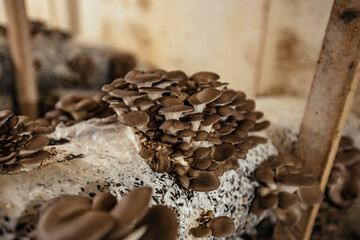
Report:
200,125,213,133
193,104,206,114
147,93,164,101
191,121,201,131
182,137,192,143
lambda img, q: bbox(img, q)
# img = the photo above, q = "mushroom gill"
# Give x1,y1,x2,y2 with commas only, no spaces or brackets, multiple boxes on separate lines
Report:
0,110,50,173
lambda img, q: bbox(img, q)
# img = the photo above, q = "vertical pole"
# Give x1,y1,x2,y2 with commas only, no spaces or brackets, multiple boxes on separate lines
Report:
274,0,360,239
5,0,38,118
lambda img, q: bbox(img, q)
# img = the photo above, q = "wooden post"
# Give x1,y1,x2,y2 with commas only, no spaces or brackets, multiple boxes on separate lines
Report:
274,0,360,239
5,0,38,118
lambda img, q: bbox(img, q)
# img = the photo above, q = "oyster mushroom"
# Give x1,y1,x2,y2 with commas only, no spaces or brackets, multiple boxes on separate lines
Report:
159,119,189,135
187,88,222,113
212,142,236,162
188,113,204,131
177,129,196,143
200,114,220,132
158,105,193,120
208,216,235,238
124,70,163,88
120,111,149,130
109,89,145,106
190,171,220,192
139,87,169,101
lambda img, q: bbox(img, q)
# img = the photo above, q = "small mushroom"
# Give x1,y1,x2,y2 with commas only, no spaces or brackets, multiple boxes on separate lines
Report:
109,89,145,106
212,143,236,162
200,114,220,132
120,111,149,128
190,171,220,191
190,226,212,238
277,192,298,210
133,98,154,111
133,205,178,240
187,88,222,113
159,119,189,135
124,70,163,88
259,194,279,210
191,71,220,83
188,113,204,131
213,90,237,106
178,129,196,143
208,216,235,238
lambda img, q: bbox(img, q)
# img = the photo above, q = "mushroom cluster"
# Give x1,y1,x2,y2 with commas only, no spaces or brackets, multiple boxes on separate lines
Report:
35,187,178,240
0,110,50,172
189,210,235,238
326,136,360,209
251,154,323,226
102,69,269,192
37,93,114,129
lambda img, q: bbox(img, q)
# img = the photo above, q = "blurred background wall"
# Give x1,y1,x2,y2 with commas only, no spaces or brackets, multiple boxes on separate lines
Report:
1,0,354,100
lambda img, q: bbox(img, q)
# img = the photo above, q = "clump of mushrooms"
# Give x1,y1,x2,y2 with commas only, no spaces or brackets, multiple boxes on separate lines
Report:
35,187,178,240
102,69,270,192
326,136,360,209
251,154,323,226
0,110,50,173
189,210,235,238
37,93,114,130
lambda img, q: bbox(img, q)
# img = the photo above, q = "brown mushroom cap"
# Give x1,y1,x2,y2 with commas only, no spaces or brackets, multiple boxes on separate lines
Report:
124,70,163,85
164,70,187,82
276,172,317,187
139,148,155,160
201,114,220,126
120,111,149,127
190,171,220,191
36,195,114,240
335,149,360,166
193,148,211,159
109,187,152,237
92,192,117,211
194,131,209,141
133,98,154,107
208,216,235,238
178,129,196,138
217,106,234,117
158,105,193,120
278,192,298,210
297,185,323,206
157,96,183,106
26,135,49,150
255,168,275,186
212,143,236,162
190,226,212,238
133,205,178,240
191,71,220,82
139,87,169,94
259,194,279,210
189,113,204,121
110,89,145,98
187,88,222,105
213,90,237,105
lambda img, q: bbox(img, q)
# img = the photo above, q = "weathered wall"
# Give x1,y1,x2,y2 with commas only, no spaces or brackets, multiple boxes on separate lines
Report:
0,0,347,99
